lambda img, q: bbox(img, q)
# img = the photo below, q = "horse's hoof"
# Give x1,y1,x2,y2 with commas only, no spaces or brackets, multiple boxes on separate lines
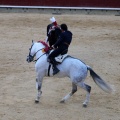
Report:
35,100,39,103
60,100,65,103
83,104,87,108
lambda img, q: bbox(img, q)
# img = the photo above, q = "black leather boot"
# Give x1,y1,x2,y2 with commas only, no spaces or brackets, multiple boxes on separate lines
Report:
52,59,60,75
53,65,60,75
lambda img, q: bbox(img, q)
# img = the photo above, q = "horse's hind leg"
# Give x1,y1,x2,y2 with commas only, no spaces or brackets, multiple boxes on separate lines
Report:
60,83,77,103
77,82,91,107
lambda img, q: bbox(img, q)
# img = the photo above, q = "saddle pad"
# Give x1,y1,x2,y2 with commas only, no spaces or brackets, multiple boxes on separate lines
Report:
55,54,68,63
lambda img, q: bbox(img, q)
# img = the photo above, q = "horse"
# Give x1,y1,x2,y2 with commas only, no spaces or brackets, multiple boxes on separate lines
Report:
26,40,113,107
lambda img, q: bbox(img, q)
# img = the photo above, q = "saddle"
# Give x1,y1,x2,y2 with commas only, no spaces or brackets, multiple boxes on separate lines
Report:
47,53,68,76
48,50,68,63
47,50,68,76
55,54,68,63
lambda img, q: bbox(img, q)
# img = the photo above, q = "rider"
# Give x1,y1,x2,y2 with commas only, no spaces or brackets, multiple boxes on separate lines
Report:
47,17,58,36
46,17,61,48
48,23,73,75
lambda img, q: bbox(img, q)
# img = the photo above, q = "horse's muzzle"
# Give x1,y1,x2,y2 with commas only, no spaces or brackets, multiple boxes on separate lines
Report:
26,55,33,63
26,56,30,63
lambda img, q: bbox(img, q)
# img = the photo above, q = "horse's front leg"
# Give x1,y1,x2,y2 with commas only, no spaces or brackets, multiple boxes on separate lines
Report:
35,77,43,103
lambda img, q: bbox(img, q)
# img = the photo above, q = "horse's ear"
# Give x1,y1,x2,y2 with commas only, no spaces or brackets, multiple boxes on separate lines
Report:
32,40,34,43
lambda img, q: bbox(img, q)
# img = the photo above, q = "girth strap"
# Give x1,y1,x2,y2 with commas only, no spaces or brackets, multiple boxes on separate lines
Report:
48,64,51,76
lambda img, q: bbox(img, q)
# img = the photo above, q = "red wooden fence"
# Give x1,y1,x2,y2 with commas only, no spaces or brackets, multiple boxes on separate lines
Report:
0,0,120,8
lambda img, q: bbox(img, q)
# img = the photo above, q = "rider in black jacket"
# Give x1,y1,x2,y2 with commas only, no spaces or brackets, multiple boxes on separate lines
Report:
48,24,72,75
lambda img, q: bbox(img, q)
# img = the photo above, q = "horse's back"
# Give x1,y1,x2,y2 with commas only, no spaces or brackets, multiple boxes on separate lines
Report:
62,56,86,68
58,57,88,80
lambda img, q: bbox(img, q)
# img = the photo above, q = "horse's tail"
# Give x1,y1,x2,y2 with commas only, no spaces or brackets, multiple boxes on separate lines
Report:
87,65,114,93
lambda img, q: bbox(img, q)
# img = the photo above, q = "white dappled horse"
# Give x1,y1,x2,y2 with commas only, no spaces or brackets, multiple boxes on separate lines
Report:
26,40,113,107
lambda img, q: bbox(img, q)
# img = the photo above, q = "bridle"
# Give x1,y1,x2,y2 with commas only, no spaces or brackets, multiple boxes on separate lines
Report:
27,42,46,62
33,49,46,62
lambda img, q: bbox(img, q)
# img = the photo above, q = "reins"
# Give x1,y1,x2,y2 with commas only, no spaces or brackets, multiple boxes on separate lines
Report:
32,48,44,58
33,52,46,62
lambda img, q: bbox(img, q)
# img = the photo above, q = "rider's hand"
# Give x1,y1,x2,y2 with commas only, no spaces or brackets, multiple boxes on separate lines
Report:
52,45,57,50
51,45,55,49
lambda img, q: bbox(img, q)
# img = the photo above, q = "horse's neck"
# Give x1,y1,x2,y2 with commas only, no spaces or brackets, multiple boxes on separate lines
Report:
35,43,45,58
35,42,44,49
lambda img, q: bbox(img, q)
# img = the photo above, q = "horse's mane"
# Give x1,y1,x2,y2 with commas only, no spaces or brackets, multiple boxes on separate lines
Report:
37,40,50,53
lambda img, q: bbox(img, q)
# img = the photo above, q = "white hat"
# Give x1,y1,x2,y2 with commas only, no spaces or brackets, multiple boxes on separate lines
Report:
50,17,57,26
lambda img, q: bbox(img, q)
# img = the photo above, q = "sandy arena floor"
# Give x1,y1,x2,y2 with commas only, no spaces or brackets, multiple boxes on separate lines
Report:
0,13,120,120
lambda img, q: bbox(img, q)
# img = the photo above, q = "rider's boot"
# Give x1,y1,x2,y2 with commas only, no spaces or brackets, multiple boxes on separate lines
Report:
52,59,60,75
53,64,60,75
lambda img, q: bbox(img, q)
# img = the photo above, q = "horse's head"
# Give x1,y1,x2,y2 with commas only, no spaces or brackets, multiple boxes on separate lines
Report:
26,40,36,63
26,40,49,63
47,24,62,47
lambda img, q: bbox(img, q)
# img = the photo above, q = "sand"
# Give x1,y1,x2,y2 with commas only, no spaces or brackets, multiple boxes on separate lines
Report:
0,13,120,120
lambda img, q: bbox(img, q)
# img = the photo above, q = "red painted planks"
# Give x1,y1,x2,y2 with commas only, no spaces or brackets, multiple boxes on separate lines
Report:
0,0,120,8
